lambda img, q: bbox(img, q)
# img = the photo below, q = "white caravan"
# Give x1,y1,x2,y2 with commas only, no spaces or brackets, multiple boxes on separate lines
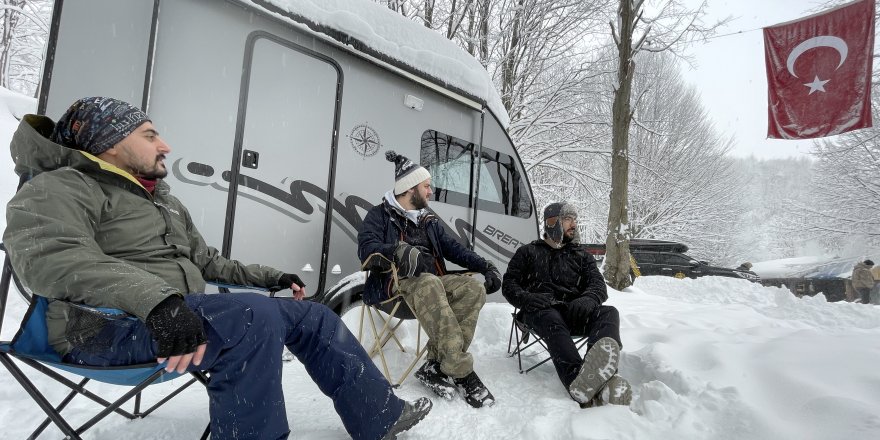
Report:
38,0,537,312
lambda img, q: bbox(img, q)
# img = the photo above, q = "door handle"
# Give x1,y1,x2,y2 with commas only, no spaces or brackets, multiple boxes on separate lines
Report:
242,149,259,169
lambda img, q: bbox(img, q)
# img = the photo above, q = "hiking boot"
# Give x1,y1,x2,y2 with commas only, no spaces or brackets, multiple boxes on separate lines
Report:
381,397,433,440
414,360,456,399
568,337,620,405
579,374,632,408
453,371,495,408
604,374,632,405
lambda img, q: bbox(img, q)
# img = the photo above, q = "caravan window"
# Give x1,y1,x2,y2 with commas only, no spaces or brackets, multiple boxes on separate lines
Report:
420,130,532,218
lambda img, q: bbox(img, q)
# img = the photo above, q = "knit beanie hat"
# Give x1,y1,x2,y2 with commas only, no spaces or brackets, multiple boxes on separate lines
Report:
50,97,150,155
386,150,431,195
866,260,875,266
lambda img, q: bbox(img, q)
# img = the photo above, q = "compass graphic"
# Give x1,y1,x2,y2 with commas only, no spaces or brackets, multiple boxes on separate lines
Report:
348,124,381,157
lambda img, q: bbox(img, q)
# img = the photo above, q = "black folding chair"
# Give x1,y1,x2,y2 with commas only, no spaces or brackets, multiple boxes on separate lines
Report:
0,249,210,439
506,309,589,374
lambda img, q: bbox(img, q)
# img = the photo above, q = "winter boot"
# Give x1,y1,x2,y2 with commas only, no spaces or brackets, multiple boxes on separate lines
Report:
381,397,433,440
604,374,632,405
568,337,620,405
414,360,457,399
453,371,496,408
580,374,632,408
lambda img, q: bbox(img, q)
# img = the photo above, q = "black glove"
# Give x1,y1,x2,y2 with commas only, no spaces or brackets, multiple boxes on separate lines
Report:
568,296,599,321
273,273,306,292
394,243,433,278
522,292,554,312
483,262,502,294
145,295,206,358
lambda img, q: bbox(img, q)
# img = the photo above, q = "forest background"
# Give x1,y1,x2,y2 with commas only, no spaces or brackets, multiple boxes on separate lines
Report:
1,0,878,267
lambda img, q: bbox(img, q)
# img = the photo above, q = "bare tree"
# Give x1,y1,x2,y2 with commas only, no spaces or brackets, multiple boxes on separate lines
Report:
804,100,880,251
603,0,727,290
0,0,50,97
625,53,742,264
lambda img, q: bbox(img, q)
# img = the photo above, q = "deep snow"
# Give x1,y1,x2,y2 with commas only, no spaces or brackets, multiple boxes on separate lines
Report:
1,90,879,439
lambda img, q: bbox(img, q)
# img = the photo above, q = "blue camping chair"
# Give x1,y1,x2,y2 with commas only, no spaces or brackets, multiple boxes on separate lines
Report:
0,249,211,439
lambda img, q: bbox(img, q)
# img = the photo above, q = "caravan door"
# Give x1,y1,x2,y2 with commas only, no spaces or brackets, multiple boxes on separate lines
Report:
225,33,341,293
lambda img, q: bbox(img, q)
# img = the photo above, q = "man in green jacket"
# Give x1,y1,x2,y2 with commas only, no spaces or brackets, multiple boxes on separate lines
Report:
3,97,430,440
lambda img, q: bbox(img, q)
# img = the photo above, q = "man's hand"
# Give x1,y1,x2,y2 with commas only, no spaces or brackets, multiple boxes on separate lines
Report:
145,295,207,373
483,262,502,294
568,295,599,321
160,344,207,374
523,292,554,312
269,273,306,301
290,283,307,301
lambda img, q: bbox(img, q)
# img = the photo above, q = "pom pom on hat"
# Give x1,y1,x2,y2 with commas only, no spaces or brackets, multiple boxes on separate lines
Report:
386,150,431,195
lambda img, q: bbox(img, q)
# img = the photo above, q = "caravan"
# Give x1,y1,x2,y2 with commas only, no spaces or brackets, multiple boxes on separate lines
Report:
39,0,537,312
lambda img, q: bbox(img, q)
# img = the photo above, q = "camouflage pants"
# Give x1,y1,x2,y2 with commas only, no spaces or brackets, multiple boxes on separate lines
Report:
398,273,486,379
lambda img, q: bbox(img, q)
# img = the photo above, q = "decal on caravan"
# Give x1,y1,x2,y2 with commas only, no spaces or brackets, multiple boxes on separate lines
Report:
38,0,537,313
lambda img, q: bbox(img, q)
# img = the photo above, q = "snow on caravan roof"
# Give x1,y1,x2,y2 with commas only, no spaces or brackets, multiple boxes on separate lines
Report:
242,0,510,127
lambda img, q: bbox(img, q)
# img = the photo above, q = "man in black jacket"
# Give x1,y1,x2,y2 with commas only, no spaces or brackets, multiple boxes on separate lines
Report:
358,151,502,408
502,202,631,407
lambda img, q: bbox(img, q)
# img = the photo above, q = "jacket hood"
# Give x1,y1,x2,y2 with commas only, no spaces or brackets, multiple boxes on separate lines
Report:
11,114,96,177
11,114,149,191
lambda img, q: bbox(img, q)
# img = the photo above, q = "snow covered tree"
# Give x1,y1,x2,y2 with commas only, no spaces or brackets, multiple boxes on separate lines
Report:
603,0,727,290
805,98,880,252
0,0,50,97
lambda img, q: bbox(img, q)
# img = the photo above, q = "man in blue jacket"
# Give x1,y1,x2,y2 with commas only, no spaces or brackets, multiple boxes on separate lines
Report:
357,151,502,408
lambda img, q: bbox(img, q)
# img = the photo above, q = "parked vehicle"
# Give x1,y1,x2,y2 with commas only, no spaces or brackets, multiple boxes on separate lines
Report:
39,0,538,313
585,239,761,283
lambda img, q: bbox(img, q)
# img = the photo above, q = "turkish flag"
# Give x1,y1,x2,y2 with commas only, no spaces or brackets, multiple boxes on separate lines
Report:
764,0,875,139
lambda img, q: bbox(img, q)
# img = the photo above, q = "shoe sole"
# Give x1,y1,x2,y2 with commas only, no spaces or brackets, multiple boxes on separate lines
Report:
568,337,620,404
606,374,632,405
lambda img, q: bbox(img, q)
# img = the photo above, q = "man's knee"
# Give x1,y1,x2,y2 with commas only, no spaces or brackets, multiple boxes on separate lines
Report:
405,273,444,295
456,275,486,307
523,307,567,332
597,305,620,325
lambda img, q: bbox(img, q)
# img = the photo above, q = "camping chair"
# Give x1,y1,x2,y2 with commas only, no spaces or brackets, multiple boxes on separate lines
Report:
357,253,428,387
507,309,590,374
0,249,211,440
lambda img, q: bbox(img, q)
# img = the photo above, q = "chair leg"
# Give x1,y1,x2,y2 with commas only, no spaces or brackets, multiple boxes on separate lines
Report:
0,353,83,440
31,377,90,439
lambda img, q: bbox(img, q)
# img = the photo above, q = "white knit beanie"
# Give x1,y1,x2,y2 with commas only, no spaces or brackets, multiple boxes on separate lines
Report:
386,150,431,195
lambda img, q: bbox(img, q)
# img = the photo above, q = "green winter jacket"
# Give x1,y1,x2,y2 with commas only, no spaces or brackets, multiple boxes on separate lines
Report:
3,114,283,355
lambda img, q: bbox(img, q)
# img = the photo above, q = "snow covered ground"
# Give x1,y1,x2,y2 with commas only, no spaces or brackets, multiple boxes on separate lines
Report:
1,90,879,439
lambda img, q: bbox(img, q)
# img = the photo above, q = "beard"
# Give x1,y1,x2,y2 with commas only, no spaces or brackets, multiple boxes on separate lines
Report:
132,157,167,179
410,190,428,210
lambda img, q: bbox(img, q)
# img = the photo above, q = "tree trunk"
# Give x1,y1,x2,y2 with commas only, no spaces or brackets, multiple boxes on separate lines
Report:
603,0,637,290
0,4,23,88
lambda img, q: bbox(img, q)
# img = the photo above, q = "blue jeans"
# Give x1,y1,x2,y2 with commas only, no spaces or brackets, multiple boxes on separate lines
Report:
64,293,403,440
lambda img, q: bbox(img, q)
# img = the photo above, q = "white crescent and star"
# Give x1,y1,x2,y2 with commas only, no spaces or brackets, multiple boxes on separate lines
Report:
785,35,848,95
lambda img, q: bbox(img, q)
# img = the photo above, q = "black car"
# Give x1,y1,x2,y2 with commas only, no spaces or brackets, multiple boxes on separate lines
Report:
586,239,761,283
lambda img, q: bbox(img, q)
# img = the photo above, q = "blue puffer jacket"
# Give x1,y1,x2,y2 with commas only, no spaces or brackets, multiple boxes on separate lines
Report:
357,199,490,305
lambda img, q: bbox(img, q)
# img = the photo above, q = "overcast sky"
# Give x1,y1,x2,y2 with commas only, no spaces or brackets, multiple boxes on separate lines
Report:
681,0,835,159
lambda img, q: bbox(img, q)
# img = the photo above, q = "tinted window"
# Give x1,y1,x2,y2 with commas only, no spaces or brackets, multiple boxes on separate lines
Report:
633,253,656,264
663,254,693,265
420,130,532,218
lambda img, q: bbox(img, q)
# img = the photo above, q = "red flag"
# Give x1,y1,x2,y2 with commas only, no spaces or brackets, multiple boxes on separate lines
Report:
764,0,875,139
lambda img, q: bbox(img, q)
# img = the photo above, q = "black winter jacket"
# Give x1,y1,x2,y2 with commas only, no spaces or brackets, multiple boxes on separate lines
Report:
502,239,607,309
357,200,490,305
